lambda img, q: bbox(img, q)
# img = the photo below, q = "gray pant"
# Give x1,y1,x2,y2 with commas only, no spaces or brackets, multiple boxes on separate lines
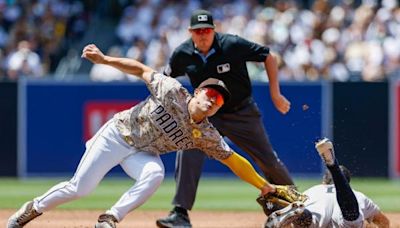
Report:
172,102,294,210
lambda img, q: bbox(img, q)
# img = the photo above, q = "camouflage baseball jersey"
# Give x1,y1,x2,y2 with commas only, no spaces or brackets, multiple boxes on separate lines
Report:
114,72,233,160
303,184,380,228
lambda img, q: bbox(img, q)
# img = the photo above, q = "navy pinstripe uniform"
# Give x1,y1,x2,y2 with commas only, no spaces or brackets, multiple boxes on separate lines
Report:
165,32,295,211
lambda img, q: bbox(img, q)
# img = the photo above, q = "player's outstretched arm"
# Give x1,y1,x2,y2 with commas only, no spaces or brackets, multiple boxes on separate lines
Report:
369,211,390,228
219,152,274,195
220,152,307,205
81,44,154,83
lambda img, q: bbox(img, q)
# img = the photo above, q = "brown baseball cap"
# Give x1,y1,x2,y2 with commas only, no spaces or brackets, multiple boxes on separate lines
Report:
198,78,231,102
190,9,215,29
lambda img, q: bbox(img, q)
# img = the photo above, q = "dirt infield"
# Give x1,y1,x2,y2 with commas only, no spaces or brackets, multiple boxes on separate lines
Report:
1,210,400,227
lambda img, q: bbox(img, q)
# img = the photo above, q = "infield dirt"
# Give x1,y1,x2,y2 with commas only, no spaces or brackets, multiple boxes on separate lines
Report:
1,210,399,227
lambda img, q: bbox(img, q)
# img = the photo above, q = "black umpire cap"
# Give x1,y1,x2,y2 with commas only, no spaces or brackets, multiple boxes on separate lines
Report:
189,9,215,29
198,78,231,102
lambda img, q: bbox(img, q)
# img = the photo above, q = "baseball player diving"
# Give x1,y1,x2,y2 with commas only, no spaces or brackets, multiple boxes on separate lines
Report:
7,44,305,228
263,138,390,228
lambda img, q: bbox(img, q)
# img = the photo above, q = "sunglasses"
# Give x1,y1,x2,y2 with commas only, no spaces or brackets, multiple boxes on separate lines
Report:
204,88,224,106
191,28,213,35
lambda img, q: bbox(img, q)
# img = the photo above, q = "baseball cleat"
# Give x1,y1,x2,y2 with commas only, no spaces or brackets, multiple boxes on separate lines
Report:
7,201,42,228
264,201,305,228
95,213,118,228
315,138,335,166
156,211,192,228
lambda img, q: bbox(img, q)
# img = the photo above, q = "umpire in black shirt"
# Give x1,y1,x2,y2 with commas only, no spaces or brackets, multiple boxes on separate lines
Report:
156,9,295,228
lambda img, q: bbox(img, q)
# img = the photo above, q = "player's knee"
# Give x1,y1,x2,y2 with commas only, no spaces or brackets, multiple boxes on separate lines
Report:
70,186,92,198
77,187,96,198
136,160,165,191
66,181,94,198
143,161,164,180
148,169,165,186
141,168,164,191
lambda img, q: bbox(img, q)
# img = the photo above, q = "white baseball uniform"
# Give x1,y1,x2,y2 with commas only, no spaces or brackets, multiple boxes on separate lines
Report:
303,184,381,228
32,73,232,221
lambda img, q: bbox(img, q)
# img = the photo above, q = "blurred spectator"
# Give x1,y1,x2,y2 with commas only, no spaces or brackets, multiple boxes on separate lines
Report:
0,0,89,80
1,0,400,82
5,40,43,80
116,0,156,46
89,45,129,82
126,38,146,63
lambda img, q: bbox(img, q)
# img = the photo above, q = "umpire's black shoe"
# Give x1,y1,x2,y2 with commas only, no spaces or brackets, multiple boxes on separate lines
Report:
156,211,192,228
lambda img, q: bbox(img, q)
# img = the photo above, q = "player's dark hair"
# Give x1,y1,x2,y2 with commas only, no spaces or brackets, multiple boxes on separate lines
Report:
292,208,313,227
322,165,351,184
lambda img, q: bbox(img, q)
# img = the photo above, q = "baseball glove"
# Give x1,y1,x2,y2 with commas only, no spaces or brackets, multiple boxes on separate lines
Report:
257,185,308,216
256,194,289,216
272,185,308,203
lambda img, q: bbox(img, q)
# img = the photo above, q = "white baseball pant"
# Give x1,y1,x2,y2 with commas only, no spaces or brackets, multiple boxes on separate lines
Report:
32,119,165,221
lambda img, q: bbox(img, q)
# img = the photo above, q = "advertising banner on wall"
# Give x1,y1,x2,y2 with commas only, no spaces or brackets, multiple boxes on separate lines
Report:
19,80,325,177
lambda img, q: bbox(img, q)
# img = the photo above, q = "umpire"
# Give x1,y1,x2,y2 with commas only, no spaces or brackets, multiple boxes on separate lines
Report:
156,9,295,228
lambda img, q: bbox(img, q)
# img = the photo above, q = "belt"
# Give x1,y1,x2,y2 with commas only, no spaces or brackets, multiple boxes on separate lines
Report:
223,97,254,113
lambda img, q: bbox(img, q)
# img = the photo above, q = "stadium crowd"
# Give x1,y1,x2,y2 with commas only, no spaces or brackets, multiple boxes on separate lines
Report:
0,0,99,81
0,0,399,82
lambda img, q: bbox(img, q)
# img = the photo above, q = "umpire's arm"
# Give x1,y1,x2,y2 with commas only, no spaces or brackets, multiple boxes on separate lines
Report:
82,44,154,84
264,52,291,114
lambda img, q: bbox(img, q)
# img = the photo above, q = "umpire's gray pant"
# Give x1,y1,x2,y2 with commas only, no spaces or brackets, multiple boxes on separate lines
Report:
172,102,294,210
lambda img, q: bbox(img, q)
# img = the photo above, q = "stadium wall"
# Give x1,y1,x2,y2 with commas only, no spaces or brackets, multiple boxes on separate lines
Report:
333,82,389,177
17,80,324,177
0,82,18,176
0,80,393,178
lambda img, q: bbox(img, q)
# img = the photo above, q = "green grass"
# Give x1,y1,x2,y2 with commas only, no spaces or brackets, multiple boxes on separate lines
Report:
0,177,399,212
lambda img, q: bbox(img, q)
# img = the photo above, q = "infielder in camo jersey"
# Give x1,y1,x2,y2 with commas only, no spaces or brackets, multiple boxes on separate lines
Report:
7,44,295,228
157,9,294,228
265,138,390,228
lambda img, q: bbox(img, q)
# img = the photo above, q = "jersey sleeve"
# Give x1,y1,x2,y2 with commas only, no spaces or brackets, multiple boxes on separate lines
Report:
234,35,270,62
198,128,233,160
354,191,381,220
